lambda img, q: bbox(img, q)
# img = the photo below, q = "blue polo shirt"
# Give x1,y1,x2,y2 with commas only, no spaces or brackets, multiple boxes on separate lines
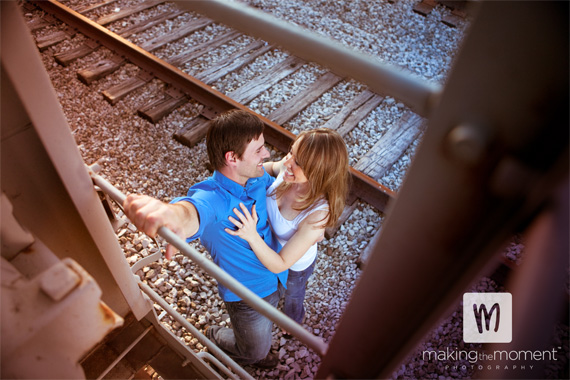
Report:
171,170,287,302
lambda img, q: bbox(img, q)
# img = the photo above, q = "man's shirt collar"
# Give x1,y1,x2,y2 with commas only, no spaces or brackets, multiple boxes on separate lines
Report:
212,170,261,199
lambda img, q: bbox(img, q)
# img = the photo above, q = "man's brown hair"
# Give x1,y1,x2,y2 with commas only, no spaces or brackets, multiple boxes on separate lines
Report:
206,110,264,171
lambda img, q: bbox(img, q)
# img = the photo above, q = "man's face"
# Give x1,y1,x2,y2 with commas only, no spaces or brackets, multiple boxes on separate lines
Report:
235,133,270,183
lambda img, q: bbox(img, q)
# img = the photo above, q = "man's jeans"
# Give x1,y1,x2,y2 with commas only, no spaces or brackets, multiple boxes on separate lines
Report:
283,260,316,324
208,282,285,364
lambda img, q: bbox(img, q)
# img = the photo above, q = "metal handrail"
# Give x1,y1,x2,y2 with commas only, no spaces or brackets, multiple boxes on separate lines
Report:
87,164,328,356
138,282,251,380
196,352,237,379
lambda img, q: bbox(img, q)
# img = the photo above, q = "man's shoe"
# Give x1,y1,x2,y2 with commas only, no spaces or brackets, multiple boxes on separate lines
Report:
204,325,213,340
281,314,305,339
251,352,278,369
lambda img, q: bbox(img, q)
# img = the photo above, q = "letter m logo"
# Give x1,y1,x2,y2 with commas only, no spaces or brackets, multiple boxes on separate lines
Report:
473,302,500,333
463,293,512,343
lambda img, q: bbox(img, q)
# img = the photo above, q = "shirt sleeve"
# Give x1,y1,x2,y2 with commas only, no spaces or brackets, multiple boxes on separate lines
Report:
170,183,224,241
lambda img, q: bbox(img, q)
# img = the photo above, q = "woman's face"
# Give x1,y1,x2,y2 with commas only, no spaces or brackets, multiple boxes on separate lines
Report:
283,138,308,184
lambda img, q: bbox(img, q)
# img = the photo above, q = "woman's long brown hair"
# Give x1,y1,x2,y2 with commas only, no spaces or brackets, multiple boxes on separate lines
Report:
272,128,350,229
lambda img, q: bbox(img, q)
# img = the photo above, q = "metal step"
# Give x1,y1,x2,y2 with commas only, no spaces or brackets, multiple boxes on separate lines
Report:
80,313,211,380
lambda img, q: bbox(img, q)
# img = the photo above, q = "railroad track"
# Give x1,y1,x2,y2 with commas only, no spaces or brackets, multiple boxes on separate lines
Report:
21,0,436,230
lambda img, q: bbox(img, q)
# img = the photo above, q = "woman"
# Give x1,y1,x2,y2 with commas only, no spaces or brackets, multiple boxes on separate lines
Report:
225,128,350,329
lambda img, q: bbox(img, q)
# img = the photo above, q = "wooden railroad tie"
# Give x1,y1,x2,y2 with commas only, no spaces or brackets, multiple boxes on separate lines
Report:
168,30,241,67
355,111,426,181
173,116,211,148
117,9,186,38
77,55,125,85
35,26,75,51
74,0,120,15
413,0,468,28
227,55,306,105
412,0,438,17
441,9,467,28
139,17,213,52
102,71,154,105
95,0,165,26
54,39,100,66
268,71,343,126
325,202,358,240
138,87,188,124
195,41,272,85
26,13,57,31
322,90,384,138
356,111,427,267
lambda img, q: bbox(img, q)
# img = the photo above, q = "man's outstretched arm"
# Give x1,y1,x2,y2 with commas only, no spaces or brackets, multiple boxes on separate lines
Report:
123,194,199,259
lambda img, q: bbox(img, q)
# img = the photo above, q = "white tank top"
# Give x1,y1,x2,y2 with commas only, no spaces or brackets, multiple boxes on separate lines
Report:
266,172,328,271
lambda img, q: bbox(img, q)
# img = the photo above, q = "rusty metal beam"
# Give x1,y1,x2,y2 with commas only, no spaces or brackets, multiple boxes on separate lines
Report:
2,0,151,319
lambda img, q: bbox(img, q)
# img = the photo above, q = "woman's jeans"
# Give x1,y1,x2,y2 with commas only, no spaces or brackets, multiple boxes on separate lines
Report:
283,260,316,324
208,282,285,364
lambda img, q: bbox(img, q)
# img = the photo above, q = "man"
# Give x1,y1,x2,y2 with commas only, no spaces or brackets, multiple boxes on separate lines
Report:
123,110,286,368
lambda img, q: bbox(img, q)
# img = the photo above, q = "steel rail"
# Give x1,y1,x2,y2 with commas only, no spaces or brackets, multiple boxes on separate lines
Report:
33,0,395,213
87,164,329,358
